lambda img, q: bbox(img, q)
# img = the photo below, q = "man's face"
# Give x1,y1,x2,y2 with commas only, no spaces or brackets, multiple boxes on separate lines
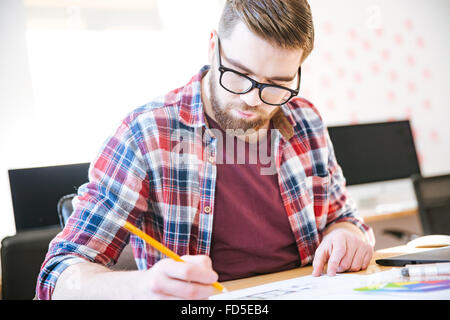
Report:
206,22,304,132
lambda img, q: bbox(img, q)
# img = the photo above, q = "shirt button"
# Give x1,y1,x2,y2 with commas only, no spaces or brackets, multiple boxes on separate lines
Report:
208,156,215,164
204,206,211,213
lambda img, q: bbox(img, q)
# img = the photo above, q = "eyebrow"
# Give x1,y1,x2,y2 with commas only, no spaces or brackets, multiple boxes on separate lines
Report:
223,55,297,83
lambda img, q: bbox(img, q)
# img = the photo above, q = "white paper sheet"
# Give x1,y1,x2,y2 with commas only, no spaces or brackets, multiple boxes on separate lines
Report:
210,269,450,300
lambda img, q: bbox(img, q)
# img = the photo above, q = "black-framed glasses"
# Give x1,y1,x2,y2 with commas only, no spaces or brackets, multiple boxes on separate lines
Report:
215,37,301,106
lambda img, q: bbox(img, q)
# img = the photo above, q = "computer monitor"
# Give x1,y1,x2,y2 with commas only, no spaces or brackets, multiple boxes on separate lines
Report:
327,120,421,186
8,163,90,231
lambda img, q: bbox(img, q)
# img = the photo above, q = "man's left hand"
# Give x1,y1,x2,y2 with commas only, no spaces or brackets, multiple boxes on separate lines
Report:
312,225,373,277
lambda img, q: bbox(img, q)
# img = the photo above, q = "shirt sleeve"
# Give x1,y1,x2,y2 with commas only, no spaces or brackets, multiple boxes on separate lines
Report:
36,119,150,300
322,129,376,247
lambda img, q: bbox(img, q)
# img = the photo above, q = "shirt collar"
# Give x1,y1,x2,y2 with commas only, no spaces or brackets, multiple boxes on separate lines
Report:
179,65,295,141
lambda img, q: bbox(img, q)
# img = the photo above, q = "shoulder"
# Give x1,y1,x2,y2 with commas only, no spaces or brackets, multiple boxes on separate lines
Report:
119,87,185,138
283,96,326,137
129,87,183,125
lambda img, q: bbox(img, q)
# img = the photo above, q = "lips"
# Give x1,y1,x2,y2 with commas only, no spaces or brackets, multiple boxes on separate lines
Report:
235,109,255,118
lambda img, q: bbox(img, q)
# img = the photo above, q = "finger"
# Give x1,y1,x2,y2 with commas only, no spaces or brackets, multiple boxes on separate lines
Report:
362,247,373,269
312,245,328,277
348,247,366,272
163,259,218,285
337,242,357,273
327,241,346,276
153,274,216,299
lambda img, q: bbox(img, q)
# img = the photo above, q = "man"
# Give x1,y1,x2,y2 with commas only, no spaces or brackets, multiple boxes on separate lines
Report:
37,0,375,300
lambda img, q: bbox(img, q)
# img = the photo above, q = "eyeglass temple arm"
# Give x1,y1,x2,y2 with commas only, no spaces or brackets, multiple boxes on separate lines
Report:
295,67,302,93
215,37,222,67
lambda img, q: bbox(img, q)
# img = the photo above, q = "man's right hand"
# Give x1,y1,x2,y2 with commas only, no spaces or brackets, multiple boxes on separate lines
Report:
53,254,219,300
142,255,219,299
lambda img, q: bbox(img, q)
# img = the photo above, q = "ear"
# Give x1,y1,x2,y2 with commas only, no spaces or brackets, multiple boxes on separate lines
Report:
207,29,219,64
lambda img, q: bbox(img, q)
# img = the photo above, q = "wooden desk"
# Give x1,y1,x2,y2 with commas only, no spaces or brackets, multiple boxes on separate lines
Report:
362,208,418,223
220,245,429,292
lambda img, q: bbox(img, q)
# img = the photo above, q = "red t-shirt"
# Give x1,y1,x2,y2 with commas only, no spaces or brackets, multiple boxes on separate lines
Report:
206,113,300,281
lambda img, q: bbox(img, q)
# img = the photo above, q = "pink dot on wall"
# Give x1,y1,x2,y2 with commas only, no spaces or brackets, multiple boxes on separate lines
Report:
423,68,432,80
336,67,346,79
407,81,417,93
346,48,356,59
375,28,383,37
394,34,403,45
362,39,371,50
389,70,398,82
417,36,425,48
406,55,416,67
320,75,331,88
326,98,336,110
348,28,358,40
371,62,380,74
404,19,414,31
381,49,390,61
430,129,440,142
404,106,413,119
386,90,396,103
353,72,363,84
347,89,356,100
423,99,432,110
322,50,333,63
323,21,333,34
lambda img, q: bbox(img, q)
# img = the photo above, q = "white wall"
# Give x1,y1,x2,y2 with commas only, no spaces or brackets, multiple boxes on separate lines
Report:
1,0,449,241
304,0,450,176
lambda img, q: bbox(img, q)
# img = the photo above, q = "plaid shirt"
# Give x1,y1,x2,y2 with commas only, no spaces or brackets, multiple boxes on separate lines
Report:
36,65,374,299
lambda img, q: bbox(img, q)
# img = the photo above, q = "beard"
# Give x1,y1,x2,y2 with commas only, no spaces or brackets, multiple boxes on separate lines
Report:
208,69,269,133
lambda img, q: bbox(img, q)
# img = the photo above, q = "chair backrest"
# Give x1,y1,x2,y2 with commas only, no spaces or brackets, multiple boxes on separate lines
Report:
412,174,450,235
56,193,78,228
56,194,138,271
1,226,61,300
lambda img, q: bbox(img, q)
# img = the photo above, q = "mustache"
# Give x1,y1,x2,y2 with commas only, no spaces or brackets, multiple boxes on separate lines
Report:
227,103,262,114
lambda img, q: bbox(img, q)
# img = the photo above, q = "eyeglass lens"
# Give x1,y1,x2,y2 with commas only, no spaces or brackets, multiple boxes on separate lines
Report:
220,70,292,105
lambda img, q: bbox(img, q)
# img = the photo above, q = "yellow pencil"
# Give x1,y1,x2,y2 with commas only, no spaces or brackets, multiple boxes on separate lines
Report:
123,221,227,293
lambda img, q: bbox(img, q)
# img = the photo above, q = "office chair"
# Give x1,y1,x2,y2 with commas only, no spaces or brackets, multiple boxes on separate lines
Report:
383,173,450,243
412,173,450,235
57,194,137,271
1,226,61,300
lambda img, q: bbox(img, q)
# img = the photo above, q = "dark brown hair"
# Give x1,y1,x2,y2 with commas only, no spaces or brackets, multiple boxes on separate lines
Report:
218,0,314,60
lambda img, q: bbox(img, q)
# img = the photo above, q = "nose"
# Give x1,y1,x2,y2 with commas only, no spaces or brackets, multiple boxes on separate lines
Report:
239,88,262,107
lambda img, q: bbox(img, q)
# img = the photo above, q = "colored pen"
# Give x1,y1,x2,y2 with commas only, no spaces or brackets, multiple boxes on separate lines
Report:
122,221,227,293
